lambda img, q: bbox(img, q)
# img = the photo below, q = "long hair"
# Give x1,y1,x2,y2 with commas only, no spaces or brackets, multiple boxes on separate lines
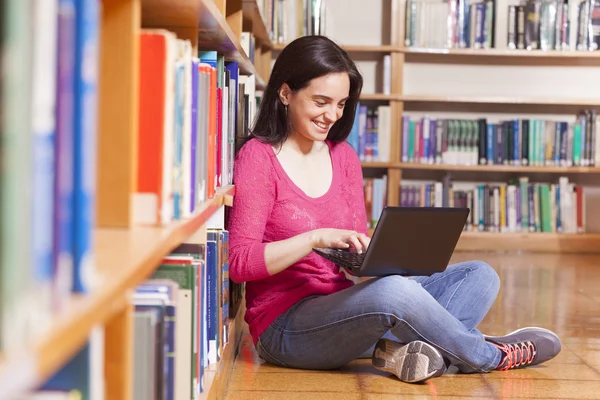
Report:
242,35,363,149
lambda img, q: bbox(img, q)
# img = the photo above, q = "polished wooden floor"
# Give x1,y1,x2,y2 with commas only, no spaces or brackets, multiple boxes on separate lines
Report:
224,252,600,399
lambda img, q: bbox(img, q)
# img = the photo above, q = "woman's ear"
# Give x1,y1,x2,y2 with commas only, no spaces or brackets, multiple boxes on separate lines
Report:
278,83,291,106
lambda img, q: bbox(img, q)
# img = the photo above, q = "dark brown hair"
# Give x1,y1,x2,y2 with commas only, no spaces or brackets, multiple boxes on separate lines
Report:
242,35,363,148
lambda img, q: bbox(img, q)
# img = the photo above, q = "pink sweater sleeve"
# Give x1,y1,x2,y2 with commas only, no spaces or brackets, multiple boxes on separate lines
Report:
343,143,370,236
227,141,275,283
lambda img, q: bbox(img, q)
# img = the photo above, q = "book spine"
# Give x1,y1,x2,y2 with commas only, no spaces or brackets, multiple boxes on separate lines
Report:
73,0,100,293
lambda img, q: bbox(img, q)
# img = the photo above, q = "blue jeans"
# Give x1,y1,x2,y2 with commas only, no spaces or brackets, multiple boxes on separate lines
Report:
256,260,503,374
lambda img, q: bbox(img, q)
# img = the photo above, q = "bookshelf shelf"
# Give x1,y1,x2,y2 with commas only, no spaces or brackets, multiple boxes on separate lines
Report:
273,43,401,53
400,95,600,114
141,0,266,88
0,185,235,399
401,94,600,107
403,48,600,66
242,0,272,49
364,229,600,253
396,163,600,174
456,232,600,253
360,93,402,101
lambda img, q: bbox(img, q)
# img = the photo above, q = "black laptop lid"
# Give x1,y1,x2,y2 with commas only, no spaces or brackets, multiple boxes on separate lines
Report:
360,206,470,276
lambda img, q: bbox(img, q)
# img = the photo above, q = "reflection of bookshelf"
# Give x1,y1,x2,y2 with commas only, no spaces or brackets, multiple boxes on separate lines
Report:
0,0,269,399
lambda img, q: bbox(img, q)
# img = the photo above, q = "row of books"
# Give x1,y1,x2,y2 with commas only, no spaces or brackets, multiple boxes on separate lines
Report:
508,0,600,51
135,29,257,226
404,0,600,51
0,0,100,353
134,228,239,400
404,0,495,49
400,176,587,234
24,228,238,400
400,112,600,167
364,176,388,229
264,0,326,45
347,104,392,162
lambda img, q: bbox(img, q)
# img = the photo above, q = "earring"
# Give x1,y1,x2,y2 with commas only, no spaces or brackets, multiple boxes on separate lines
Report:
285,105,288,115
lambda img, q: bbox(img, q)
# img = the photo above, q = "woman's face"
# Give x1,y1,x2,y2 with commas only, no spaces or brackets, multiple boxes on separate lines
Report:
280,72,350,142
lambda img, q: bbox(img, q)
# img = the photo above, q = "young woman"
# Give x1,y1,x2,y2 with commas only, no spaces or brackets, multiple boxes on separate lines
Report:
227,35,561,384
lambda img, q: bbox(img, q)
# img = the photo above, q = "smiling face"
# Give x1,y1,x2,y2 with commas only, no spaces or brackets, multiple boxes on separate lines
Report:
279,72,350,143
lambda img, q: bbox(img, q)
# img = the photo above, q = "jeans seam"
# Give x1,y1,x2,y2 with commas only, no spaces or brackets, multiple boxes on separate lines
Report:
420,268,469,289
443,268,472,310
271,313,382,335
258,338,289,367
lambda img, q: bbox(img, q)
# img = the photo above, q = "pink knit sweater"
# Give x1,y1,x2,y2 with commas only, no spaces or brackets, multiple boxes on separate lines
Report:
227,137,369,344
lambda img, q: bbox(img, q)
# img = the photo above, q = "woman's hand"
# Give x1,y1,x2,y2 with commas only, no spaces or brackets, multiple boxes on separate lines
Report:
309,228,371,253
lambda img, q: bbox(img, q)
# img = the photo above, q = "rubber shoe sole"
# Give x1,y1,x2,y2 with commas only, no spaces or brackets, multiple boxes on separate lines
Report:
372,339,445,383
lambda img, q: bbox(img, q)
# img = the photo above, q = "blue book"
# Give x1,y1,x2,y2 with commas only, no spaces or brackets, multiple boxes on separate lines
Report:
190,58,199,214
173,62,185,220
72,0,100,293
54,0,77,301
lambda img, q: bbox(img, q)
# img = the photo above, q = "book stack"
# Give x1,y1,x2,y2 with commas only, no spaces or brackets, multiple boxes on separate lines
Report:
135,29,257,226
130,228,235,399
507,0,600,51
265,0,327,45
401,112,600,167
404,0,495,49
401,176,587,234
347,104,392,162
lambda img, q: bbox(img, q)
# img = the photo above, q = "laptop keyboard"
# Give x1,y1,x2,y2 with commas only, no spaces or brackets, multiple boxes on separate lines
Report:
312,248,365,270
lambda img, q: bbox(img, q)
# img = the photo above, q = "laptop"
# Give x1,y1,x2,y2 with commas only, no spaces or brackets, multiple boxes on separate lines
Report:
312,206,470,277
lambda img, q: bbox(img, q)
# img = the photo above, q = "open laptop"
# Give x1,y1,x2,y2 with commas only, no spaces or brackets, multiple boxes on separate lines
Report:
312,206,470,277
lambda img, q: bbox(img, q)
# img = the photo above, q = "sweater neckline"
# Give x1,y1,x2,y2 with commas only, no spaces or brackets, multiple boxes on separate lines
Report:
268,139,338,203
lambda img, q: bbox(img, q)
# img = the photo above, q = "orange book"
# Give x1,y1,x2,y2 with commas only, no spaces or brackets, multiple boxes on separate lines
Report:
207,66,217,199
135,30,175,225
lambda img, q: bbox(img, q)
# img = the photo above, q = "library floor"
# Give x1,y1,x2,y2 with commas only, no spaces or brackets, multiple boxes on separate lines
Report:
224,251,600,400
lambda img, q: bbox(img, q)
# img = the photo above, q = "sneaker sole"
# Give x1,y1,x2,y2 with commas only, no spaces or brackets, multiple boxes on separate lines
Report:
372,339,445,384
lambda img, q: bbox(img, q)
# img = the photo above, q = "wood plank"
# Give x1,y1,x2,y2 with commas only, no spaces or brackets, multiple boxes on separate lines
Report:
227,0,244,44
0,185,235,399
396,163,600,174
273,43,401,52
401,94,600,114
360,93,402,101
104,299,134,400
97,0,141,228
456,232,600,253
403,47,600,66
242,0,272,48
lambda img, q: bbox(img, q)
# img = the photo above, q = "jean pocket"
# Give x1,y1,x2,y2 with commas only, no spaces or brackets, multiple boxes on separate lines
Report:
257,338,289,368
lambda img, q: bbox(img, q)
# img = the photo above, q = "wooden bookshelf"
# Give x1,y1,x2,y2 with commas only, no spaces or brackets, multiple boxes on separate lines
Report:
0,185,235,399
141,0,266,88
365,229,600,254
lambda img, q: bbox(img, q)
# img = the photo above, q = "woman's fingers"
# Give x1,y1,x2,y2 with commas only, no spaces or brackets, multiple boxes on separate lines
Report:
358,233,371,250
347,234,364,253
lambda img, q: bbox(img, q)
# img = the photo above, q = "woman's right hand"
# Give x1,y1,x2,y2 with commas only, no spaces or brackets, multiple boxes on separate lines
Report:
309,228,370,253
